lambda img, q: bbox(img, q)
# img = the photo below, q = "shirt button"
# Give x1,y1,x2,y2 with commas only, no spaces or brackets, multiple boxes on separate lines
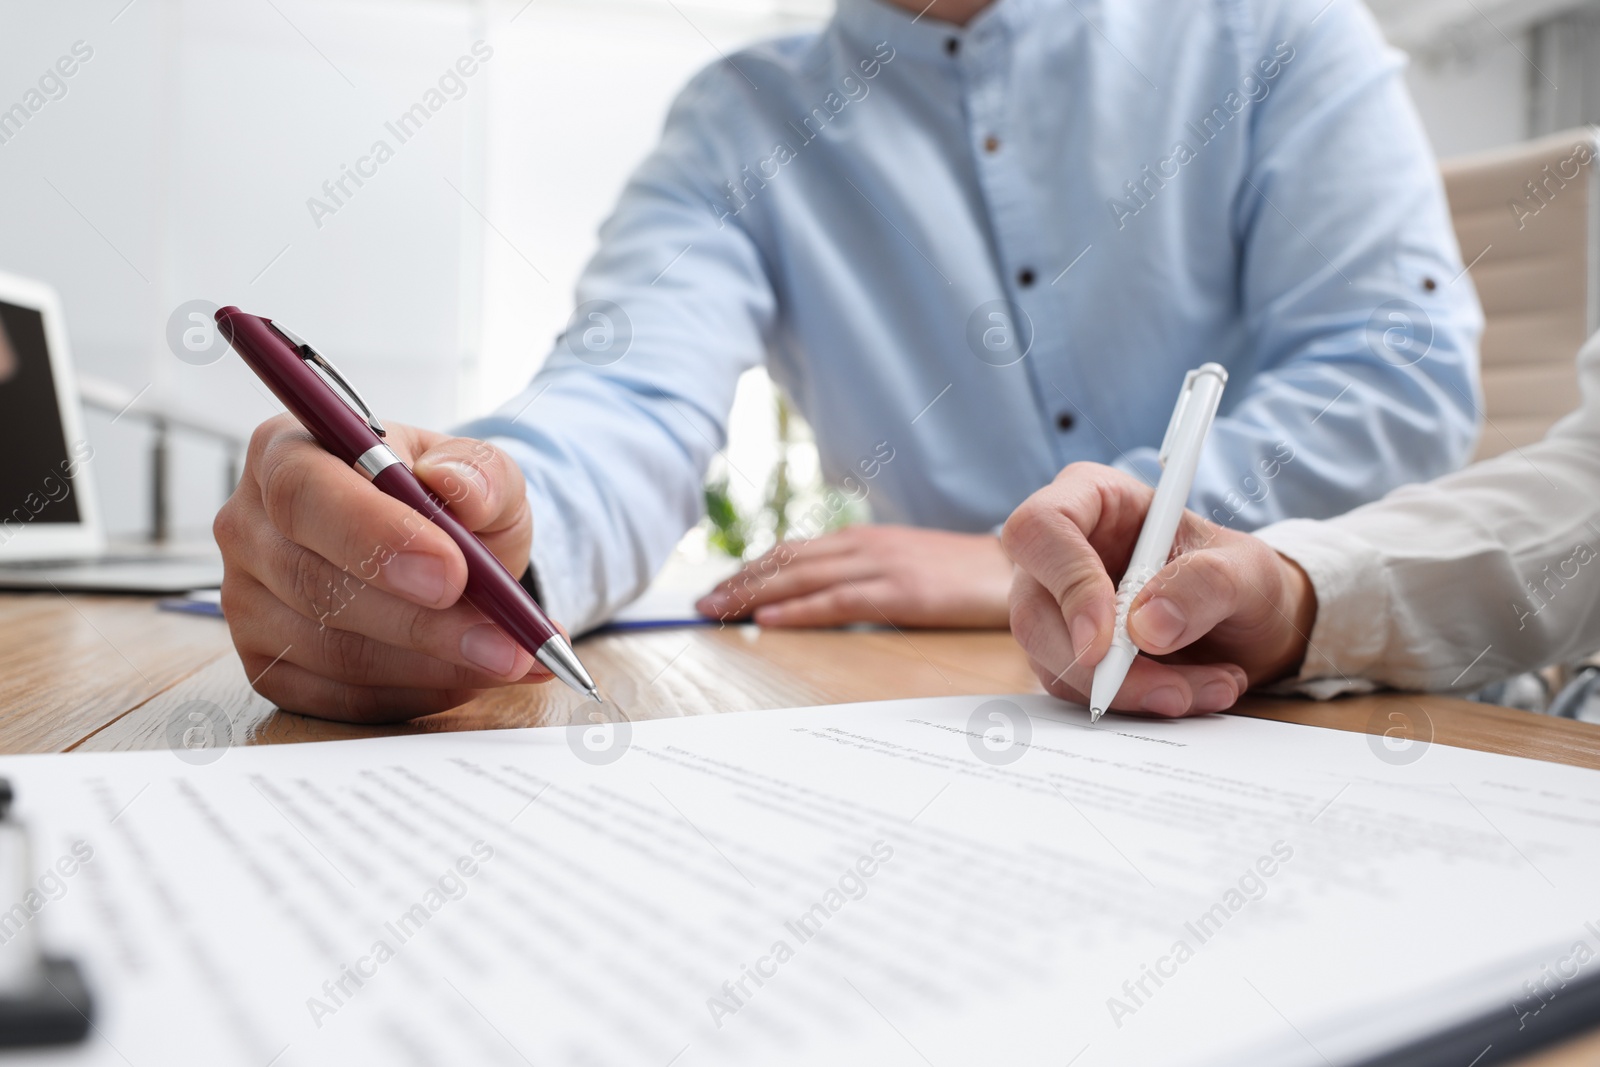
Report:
1018,268,1036,288
1422,276,1438,292
945,37,960,56
1056,411,1076,432
984,135,1001,153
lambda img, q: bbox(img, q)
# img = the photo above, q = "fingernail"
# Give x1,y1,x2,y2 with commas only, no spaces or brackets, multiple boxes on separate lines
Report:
461,624,519,676
385,552,448,606
1068,615,1099,659
1227,666,1250,692
1193,682,1237,713
1141,686,1187,716
1133,597,1186,649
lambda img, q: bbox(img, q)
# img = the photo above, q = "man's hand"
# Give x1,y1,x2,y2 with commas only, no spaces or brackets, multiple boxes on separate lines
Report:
1002,463,1316,717
213,415,550,722
695,525,1012,629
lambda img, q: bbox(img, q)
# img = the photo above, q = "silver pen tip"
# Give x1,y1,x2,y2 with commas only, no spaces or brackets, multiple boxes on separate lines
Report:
1090,707,1104,723
587,690,604,705
535,635,599,700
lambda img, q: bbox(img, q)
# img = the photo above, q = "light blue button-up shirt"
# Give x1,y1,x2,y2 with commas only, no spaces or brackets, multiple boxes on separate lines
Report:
461,0,1482,634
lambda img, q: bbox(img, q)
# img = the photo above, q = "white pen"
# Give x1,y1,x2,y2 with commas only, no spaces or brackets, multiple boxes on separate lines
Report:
1089,363,1229,722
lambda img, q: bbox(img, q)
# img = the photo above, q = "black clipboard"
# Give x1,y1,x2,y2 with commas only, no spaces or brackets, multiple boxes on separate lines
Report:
1352,966,1600,1067
0,779,92,1048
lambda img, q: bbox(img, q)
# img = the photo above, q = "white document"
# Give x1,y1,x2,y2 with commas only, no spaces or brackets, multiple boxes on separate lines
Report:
4,695,1600,1067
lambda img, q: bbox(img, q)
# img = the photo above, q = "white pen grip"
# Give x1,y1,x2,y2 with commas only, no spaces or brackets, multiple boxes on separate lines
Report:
1111,563,1158,652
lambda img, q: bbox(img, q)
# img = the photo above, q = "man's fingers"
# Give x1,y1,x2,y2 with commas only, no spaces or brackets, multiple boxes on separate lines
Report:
698,552,873,619
1009,571,1089,685
1013,560,1248,716
1002,471,1123,664
697,533,865,618
1127,548,1246,655
255,428,467,610
218,416,546,723
1026,652,1245,717
1095,656,1249,717
228,576,532,691
412,438,529,536
244,658,484,724
236,549,546,681
749,580,884,628
412,437,534,577
1027,654,1088,706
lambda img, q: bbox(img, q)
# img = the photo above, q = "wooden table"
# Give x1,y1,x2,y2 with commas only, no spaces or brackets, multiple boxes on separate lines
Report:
5,590,1600,1064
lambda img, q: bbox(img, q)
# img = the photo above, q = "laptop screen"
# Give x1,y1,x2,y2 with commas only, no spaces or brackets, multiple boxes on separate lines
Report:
0,298,83,527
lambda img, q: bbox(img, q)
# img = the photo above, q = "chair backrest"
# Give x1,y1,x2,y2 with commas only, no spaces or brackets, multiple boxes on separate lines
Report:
1441,127,1600,460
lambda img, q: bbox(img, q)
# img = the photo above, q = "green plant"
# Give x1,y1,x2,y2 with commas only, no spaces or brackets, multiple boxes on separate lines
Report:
702,389,863,560
703,475,749,559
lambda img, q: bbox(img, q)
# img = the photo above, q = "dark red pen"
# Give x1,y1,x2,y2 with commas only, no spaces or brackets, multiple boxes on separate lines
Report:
215,306,599,701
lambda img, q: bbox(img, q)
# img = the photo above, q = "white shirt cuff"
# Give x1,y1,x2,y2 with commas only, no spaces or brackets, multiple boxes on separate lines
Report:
481,434,594,635
1254,518,1391,698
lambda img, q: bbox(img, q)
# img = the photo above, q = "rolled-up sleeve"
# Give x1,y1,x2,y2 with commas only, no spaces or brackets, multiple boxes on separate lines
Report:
1117,0,1483,529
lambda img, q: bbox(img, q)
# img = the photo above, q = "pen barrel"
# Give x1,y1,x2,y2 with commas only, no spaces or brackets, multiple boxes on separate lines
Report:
1125,369,1227,578
371,465,561,653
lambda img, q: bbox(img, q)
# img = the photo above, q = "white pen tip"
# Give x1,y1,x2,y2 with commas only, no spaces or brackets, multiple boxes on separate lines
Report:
1090,707,1104,723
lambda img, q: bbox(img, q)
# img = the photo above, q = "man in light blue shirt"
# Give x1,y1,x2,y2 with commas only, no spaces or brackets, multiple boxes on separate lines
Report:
458,0,1480,635
215,0,1481,719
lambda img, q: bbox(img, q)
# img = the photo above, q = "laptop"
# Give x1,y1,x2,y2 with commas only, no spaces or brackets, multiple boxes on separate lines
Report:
0,271,224,593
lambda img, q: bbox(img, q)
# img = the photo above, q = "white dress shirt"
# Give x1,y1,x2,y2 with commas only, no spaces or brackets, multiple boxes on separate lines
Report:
1257,332,1600,696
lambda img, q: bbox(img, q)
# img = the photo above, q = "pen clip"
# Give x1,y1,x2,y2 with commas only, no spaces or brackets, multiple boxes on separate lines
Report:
268,321,386,438
1157,369,1200,468
1157,363,1228,467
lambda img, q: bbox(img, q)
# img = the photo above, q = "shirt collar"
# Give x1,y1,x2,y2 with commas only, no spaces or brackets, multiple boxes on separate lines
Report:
834,0,1045,64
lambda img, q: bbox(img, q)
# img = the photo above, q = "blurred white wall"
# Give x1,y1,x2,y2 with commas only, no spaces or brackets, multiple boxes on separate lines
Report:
473,0,824,415
1378,0,1598,157
1403,42,1529,158
0,0,489,538
0,0,1576,542
471,0,827,527
0,0,823,540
